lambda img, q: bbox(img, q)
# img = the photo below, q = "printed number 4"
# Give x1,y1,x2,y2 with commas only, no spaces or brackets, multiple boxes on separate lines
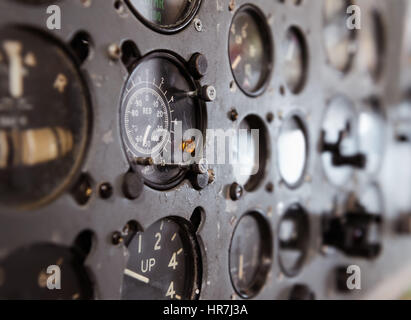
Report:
166,281,175,299
168,252,178,270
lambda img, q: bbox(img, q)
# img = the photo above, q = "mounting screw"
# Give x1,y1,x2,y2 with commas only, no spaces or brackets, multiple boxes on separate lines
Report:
229,182,243,201
189,53,208,79
192,158,208,174
108,43,121,61
201,85,216,102
191,172,210,190
194,18,203,32
112,231,123,245
228,108,239,121
99,182,113,199
123,171,144,200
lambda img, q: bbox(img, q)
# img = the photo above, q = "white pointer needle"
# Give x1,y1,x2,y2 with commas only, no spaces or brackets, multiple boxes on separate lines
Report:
124,268,150,284
143,125,151,147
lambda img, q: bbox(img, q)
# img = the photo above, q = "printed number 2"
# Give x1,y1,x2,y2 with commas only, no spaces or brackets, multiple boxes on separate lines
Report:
154,233,161,251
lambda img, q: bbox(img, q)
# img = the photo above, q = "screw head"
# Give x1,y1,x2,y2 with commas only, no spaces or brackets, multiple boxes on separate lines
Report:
194,18,203,32
99,182,113,199
108,43,121,61
192,158,208,174
201,85,216,102
230,182,243,201
112,231,124,245
191,172,209,190
228,108,239,121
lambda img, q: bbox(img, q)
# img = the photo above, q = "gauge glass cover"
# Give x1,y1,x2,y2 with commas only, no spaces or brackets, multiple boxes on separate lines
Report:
121,218,201,300
229,211,272,298
228,5,273,96
0,28,90,209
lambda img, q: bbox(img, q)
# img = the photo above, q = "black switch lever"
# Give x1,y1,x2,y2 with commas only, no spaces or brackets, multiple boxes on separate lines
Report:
322,203,382,259
320,129,366,169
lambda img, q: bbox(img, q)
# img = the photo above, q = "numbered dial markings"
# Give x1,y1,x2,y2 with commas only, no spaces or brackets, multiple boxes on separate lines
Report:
229,5,273,96
229,212,272,299
121,218,201,300
120,52,203,189
0,28,89,208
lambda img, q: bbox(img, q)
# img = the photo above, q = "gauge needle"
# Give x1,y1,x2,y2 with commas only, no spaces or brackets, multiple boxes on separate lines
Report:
143,125,152,147
4,41,24,98
239,254,244,281
232,55,242,70
124,268,150,284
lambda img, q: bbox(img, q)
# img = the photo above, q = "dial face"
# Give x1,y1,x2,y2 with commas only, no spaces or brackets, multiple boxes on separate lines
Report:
278,114,308,188
232,115,268,192
120,52,203,189
229,211,272,299
321,96,359,186
323,0,356,72
278,204,309,277
0,244,93,299
229,5,273,96
126,0,201,33
358,100,385,176
121,218,201,300
358,10,385,80
283,27,307,94
0,28,90,209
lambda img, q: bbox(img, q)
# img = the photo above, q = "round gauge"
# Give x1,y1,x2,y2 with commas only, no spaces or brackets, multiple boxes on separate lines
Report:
357,183,384,216
0,244,93,299
358,99,386,176
321,96,359,187
323,0,357,72
229,211,272,299
228,4,273,96
126,0,202,34
0,27,90,209
283,26,308,94
121,217,202,300
120,51,205,190
277,114,308,188
358,10,385,81
278,204,309,277
232,115,269,192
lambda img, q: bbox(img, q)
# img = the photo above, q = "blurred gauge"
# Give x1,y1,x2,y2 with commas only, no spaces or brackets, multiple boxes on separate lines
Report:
277,114,308,188
0,243,93,299
232,115,269,192
0,27,90,209
229,211,272,299
358,10,385,81
283,26,308,94
121,218,201,300
323,0,356,72
126,0,201,34
321,96,359,187
228,4,273,96
356,183,384,216
278,204,309,277
358,99,386,176
119,51,205,190
394,98,411,142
